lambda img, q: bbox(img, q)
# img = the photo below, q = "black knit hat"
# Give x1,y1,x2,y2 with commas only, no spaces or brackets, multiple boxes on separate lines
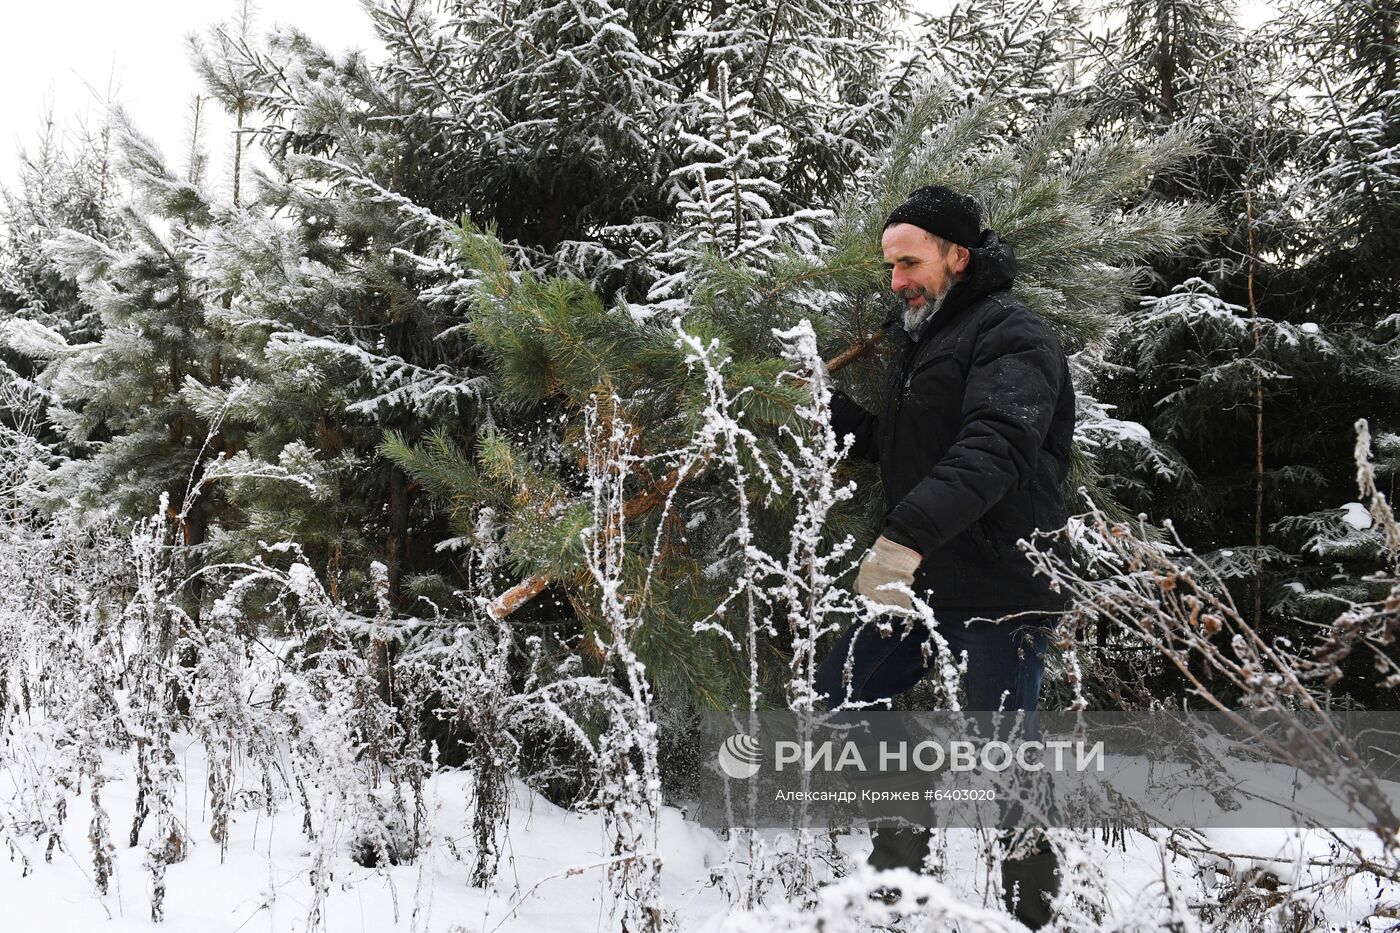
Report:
884,185,983,248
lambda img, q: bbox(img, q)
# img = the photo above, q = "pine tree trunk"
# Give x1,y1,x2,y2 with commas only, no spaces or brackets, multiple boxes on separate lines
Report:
377,466,409,705
387,466,408,608
174,489,208,717
1245,143,1264,631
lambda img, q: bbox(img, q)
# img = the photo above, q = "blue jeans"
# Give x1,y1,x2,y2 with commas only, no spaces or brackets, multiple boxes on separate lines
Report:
816,608,1052,715
815,609,1056,829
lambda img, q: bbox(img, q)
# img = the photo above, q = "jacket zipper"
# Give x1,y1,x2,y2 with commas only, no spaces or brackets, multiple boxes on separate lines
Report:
895,340,918,408
900,305,960,392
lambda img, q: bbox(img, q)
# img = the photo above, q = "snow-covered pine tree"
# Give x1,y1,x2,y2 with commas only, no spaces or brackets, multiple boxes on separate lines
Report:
0,108,263,727
31,111,238,544
386,219,809,707
0,114,116,348
182,17,486,617
387,93,1212,712
0,115,119,487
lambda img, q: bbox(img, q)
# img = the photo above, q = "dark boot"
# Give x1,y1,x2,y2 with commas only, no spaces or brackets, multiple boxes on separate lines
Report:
843,742,936,903
861,779,934,903
867,826,932,873
864,823,934,905
1000,835,1060,929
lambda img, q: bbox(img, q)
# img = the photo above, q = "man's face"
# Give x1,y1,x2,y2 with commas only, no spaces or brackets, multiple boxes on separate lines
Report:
881,223,969,311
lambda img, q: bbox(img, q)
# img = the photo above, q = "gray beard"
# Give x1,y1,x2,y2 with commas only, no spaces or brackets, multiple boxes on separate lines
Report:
901,285,952,335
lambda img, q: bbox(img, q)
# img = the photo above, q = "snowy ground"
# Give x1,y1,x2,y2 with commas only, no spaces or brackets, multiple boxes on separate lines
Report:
2,736,1396,932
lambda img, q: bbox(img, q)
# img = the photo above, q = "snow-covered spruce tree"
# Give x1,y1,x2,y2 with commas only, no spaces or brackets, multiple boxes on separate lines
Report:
1087,0,1240,128
355,0,910,298
1283,0,1400,303
1077,0,1400,707
372,0,678,261
647,61,831,309
1078,0,1290,288
1098,279,1390,618
1066,5,1283,687
685,0,907,208
1252,0,1399,699
907,0,1091,125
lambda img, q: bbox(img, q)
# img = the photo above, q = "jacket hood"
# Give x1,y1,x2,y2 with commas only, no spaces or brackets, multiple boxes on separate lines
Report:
942,228,1016,316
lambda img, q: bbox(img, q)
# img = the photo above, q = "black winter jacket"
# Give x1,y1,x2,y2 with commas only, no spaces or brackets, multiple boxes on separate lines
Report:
831,230,1074,613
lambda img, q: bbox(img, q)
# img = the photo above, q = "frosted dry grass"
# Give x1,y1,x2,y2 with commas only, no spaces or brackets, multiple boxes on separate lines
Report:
1,341,1398,931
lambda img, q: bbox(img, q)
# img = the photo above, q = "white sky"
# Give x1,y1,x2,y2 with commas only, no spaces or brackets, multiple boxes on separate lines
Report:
0,0,382,193
1,0,1279,196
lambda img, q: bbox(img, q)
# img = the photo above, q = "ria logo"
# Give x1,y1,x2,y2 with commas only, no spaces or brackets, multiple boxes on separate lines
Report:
718,732,762,779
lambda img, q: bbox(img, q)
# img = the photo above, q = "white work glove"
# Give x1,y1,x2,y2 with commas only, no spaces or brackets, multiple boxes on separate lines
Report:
855,535,923,610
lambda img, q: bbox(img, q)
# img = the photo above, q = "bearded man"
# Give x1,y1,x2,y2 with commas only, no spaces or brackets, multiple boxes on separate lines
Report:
817,185,1074,928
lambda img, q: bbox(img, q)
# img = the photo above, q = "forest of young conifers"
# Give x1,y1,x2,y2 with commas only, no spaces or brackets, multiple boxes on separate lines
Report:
0,0,1397,927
